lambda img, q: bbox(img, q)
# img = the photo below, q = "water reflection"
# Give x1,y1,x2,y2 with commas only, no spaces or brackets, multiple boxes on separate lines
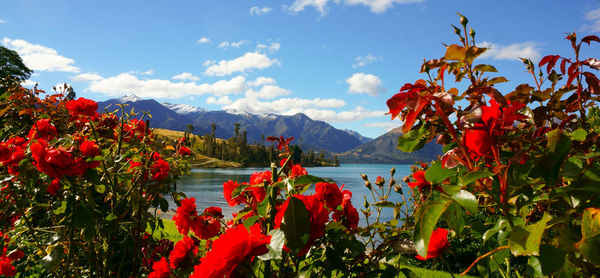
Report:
174,164,413,226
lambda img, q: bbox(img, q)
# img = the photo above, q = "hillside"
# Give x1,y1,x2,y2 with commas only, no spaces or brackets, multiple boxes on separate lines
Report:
338,127,443,164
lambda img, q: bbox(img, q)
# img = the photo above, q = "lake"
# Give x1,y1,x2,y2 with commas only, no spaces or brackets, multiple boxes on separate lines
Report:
174,164,413,225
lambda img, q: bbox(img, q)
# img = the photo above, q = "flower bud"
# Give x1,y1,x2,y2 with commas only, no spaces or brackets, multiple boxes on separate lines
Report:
363,199,370,209
394,185,403,194
390,167,396,176
375,176,385,188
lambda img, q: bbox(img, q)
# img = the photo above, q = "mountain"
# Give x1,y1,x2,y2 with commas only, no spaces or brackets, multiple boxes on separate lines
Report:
344,129,372,144
96,95,364,153
337,127,443,164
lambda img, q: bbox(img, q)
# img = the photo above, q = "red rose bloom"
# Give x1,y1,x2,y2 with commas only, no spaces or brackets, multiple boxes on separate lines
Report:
178,146,191,156
46,178,61,195
223,180,246,207
172,198,198,235
407,171,430,191
28,119,57,141
30,139,86,178
191,216,221,239
0,256,16,277
190,223,270,278
250,170,271,185
151,158,170,181
169,235,196,269
290,164,308,178
0,137,27,175
80,140,101,168
203,206,223,218
148,257,171,278
315,182,343,210
332,189,359,229
121,119,148,142
275,195,329,256
415,228,450,260
66,97,98,118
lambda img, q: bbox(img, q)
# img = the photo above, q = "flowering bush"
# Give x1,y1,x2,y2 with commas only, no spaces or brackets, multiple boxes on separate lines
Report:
0,85,191,276
384,14,600,276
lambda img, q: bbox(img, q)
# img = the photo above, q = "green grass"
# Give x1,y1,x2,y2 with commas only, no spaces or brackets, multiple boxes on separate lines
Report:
147,218,183,242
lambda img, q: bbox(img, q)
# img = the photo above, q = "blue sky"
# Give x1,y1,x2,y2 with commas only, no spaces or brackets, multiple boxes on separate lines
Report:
2,0,599,138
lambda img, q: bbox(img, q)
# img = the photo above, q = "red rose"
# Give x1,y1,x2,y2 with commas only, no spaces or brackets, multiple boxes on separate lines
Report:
28,119,57,141
191,216,221,239
0,256,16,277
223,180,246,207
315,182,343,210
250,170,271,185
66,97,98,118
190,223,270,278
463,125,493,159
120,119,147,142
0,137,27,175
30,139,86,178
407,170,431,192
274,195,329,256
178,146,191,156
416,228,450,260
332,189,359,229
169,236,196,269
148,257,171,278
172,198,198,235
203,206,223,218
290,164,307,178
151,158,170,181
46,178,61,195
80,140,101,168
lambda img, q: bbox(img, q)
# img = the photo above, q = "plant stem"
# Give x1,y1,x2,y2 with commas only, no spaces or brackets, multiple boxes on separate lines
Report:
460,245,510,276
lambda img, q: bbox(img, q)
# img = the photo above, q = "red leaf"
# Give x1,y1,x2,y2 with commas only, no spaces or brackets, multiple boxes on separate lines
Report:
547,55,560,75
582,35,600,45
583,72,600,94
560,59,569,75
402,100,428,134
568,62,580,77
566,70,579,88
387,92,408,120
539,55,555,67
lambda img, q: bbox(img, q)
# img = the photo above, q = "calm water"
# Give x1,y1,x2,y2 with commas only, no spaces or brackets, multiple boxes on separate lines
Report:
175,164,413,225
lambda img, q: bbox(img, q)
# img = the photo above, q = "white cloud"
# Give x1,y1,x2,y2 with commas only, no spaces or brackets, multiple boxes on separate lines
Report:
172,72,200,81
128,70,154,76
364,121,398,131
87,73,246,98
204,52,279,77
225,96,345,115
302,106,386,122
21,80,38,87
250,6,273,16
286,0,330,16
197,37,211,44
346,73,385,96
203,60,216,67
72,73,103,82
0,19,7,24
341,0,422,13
478,41,541,62
352,54,381,68
584,7,600,32
257,42,281,52
247,77,276,87
206,96,233,105
218,40,249,50
2,37,80,73
245,85,290,99
286,0,422,16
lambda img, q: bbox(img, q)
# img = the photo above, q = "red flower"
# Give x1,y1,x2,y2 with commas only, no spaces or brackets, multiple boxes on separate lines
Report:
46,178,61,195
66,97,98,118
332,190,359,229
172,198,198,235
463,125,493,159
415,228,450,260
223,180,246,207
178,146,191,156
275,195,329,256
191,216,221,239
315,182,343,210
120,119,148,142
290,164,308,178
407,171,430,190
250,170,271,185
203,206,223,218
0,257,16,277
267,136,294,150
28,119,57,141
80,140,101,168
190,224,271,278
169,236,196,269
0,137,27,175
30,139,86,178
151,157,170,181
386,80,431,133
148,257,171,278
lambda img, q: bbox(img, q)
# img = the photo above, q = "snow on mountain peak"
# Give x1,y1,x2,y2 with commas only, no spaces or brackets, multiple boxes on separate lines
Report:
118,94,141,102
162,102,207,114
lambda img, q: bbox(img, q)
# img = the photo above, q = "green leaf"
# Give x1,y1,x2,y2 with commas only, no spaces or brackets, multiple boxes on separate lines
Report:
291,175,334,186
538,244,566,275
461,170,493,186
243,216,261,229
540,129,572,186
473,64,498,73
582,207,600,239
105,213,117,222
568,128,587,141
399,268,418,278
413,199,452,257
258,229,285,260
526,256,543,278
373,201,395,208
233,207,253,222
53,201,67,215
444,44,466,61
231,183,251,198
159,198,169,213
95,184,106,194
450,190,478,213
483,219,508,244
576,235,600,265
281,197,311,254
509,213,551,256
425,160,454,183
487,76,509,85
397,124,428,152
444,202,465,235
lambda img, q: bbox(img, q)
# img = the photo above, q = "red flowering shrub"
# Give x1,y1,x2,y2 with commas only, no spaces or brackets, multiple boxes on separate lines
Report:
65,97,98,118
315,182,343,209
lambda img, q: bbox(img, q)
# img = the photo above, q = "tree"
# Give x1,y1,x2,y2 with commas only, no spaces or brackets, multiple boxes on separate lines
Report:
0,46,33,96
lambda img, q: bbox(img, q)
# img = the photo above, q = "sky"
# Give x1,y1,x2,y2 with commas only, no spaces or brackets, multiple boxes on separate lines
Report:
1,0,599,138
